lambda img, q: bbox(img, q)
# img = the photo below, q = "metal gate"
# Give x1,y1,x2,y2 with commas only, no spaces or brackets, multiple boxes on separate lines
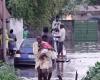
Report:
74,20,98,53
74,20,98,42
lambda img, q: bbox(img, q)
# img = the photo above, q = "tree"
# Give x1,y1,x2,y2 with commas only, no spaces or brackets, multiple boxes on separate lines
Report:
0,62,20,80
62,0,92,15
82,62,100,80
6,0,95,28
6,0,66,28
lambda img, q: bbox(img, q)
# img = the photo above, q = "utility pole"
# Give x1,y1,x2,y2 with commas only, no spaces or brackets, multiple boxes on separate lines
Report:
2,0,7,62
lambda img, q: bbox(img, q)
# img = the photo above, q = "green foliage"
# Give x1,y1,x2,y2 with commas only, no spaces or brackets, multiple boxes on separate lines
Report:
89,0,98,5
82,62,100,80
0,63,20,80
6,0,66,28
62,0,91,14
62,0,78,14
6,0,95,28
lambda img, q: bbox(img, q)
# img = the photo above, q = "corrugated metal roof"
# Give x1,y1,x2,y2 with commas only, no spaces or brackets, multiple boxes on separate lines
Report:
63,5,100,12
75,5,100,12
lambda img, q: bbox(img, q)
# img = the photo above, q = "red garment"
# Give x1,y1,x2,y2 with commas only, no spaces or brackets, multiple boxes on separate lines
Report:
41,41,53,49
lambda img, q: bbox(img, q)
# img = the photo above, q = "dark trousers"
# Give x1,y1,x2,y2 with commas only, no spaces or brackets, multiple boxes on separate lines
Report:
9,49,16,57
37,68,52,80
58,42,63,55
56,41,59,54
55,41,63,55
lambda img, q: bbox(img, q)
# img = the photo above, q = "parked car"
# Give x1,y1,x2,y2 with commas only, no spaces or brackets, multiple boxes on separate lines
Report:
14,38,36,66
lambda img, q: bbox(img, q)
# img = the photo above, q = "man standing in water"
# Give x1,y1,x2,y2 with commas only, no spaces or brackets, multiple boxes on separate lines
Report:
33,36,56,80
58,24,66,60
52,15,61,56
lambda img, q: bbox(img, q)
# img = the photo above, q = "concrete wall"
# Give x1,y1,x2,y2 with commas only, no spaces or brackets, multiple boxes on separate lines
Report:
9,18,23,50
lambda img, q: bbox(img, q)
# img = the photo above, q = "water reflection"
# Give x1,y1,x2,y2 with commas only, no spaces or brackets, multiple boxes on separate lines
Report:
56,61,64,79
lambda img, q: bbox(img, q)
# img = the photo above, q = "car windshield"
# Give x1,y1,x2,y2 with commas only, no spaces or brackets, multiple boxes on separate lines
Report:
21,39,36,48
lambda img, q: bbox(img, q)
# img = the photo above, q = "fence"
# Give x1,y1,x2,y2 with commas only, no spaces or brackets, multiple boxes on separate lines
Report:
62,20,99,53
24,20,100,52
73,20,100,53
74,20,98,43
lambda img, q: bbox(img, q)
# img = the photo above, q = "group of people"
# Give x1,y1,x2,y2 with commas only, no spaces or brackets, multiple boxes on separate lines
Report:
52,15,66,60
33,16,66,80
0,15,66,80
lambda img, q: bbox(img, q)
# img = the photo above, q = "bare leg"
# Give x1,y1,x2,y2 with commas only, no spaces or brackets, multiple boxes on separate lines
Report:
57,62,62,80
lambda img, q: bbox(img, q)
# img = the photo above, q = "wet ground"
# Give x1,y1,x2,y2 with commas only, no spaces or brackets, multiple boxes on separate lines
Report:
15,61,76,80
8,53,100,80
66,42,100,53
7,42,100,80
16,52,100,80
68,53,100,80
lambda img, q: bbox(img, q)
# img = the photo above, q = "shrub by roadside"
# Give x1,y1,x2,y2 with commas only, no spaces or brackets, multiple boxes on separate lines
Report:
82,62,100,80
0,62,20,80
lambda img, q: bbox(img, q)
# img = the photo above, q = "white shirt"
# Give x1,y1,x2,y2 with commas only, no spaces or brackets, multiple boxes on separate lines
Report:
52,20,61,30
59,28,66,42
53,32,60,41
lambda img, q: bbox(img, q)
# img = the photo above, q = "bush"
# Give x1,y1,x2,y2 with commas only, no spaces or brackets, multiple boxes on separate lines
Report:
0,63,20,80
82,62,100,80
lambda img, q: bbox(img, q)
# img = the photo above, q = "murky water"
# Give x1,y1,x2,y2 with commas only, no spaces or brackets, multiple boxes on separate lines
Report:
15,61,76,79
66,42,100,53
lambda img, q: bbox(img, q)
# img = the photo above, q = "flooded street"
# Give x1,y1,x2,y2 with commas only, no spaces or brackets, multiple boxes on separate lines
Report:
16,66,36,78
7,42,100,80
66,42,100,53
15,61,76,80
13,52,100,80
